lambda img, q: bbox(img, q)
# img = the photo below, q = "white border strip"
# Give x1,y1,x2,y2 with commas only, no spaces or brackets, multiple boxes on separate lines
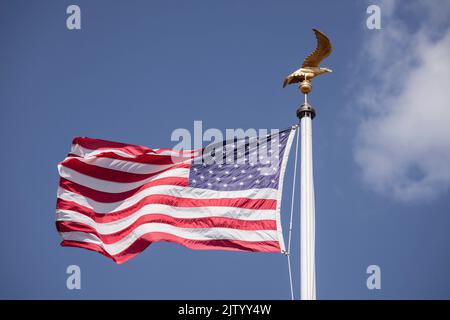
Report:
274,126,297,253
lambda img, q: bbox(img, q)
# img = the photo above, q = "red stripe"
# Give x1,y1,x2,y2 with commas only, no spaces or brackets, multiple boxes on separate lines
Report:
56,216,276,244
73,137,199,158
61,233,280,264
60,158,190,183
59,177,189,203
73,137,154,155
56,196,277,223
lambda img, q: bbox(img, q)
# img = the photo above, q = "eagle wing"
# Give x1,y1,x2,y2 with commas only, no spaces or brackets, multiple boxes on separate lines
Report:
301,29,332,68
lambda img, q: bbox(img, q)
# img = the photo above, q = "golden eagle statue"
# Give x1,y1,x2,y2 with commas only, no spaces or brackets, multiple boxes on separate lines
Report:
283,29,332,94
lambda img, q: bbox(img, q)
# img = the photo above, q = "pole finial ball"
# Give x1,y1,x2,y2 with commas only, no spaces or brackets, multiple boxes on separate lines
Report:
300,80,312,94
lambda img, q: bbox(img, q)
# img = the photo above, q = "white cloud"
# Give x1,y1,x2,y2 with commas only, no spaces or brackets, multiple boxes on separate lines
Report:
354,0,450,202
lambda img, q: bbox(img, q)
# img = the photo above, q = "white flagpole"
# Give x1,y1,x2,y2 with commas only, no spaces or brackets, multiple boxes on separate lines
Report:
282,28,332,300
298,93,316,300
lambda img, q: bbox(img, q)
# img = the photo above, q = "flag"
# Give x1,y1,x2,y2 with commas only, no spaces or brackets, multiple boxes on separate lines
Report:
56,127,296,263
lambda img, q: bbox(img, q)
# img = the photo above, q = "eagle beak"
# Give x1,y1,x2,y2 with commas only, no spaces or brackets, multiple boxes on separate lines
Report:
325,68,333,73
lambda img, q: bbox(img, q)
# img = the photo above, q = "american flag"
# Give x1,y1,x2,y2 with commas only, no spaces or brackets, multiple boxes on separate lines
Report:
56,127,296,263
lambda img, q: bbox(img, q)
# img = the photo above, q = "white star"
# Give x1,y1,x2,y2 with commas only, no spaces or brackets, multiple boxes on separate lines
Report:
193,168,198,172
241,169,246,174
271,179,276,183
225,171,230,175
255,180,260,184
239,182,244,186
216,177,221,181
208,170,213,174
207,182,212,186
223,184,228,187
232,177,237,181
192,179,196,183
200,175,205,179
248,175,253,179
234,164,239,168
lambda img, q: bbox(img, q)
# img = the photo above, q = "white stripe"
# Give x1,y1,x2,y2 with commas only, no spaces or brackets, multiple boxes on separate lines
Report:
71,144,145,159
72,144,197,159
61,225,278,256
58,185,277,214
155,149,200,156
56,205,275,234
58,164,189,193
57,207,276,234
67,156,182,175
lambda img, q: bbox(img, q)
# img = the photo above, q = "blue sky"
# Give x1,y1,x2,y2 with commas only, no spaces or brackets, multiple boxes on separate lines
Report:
1,0,449,299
